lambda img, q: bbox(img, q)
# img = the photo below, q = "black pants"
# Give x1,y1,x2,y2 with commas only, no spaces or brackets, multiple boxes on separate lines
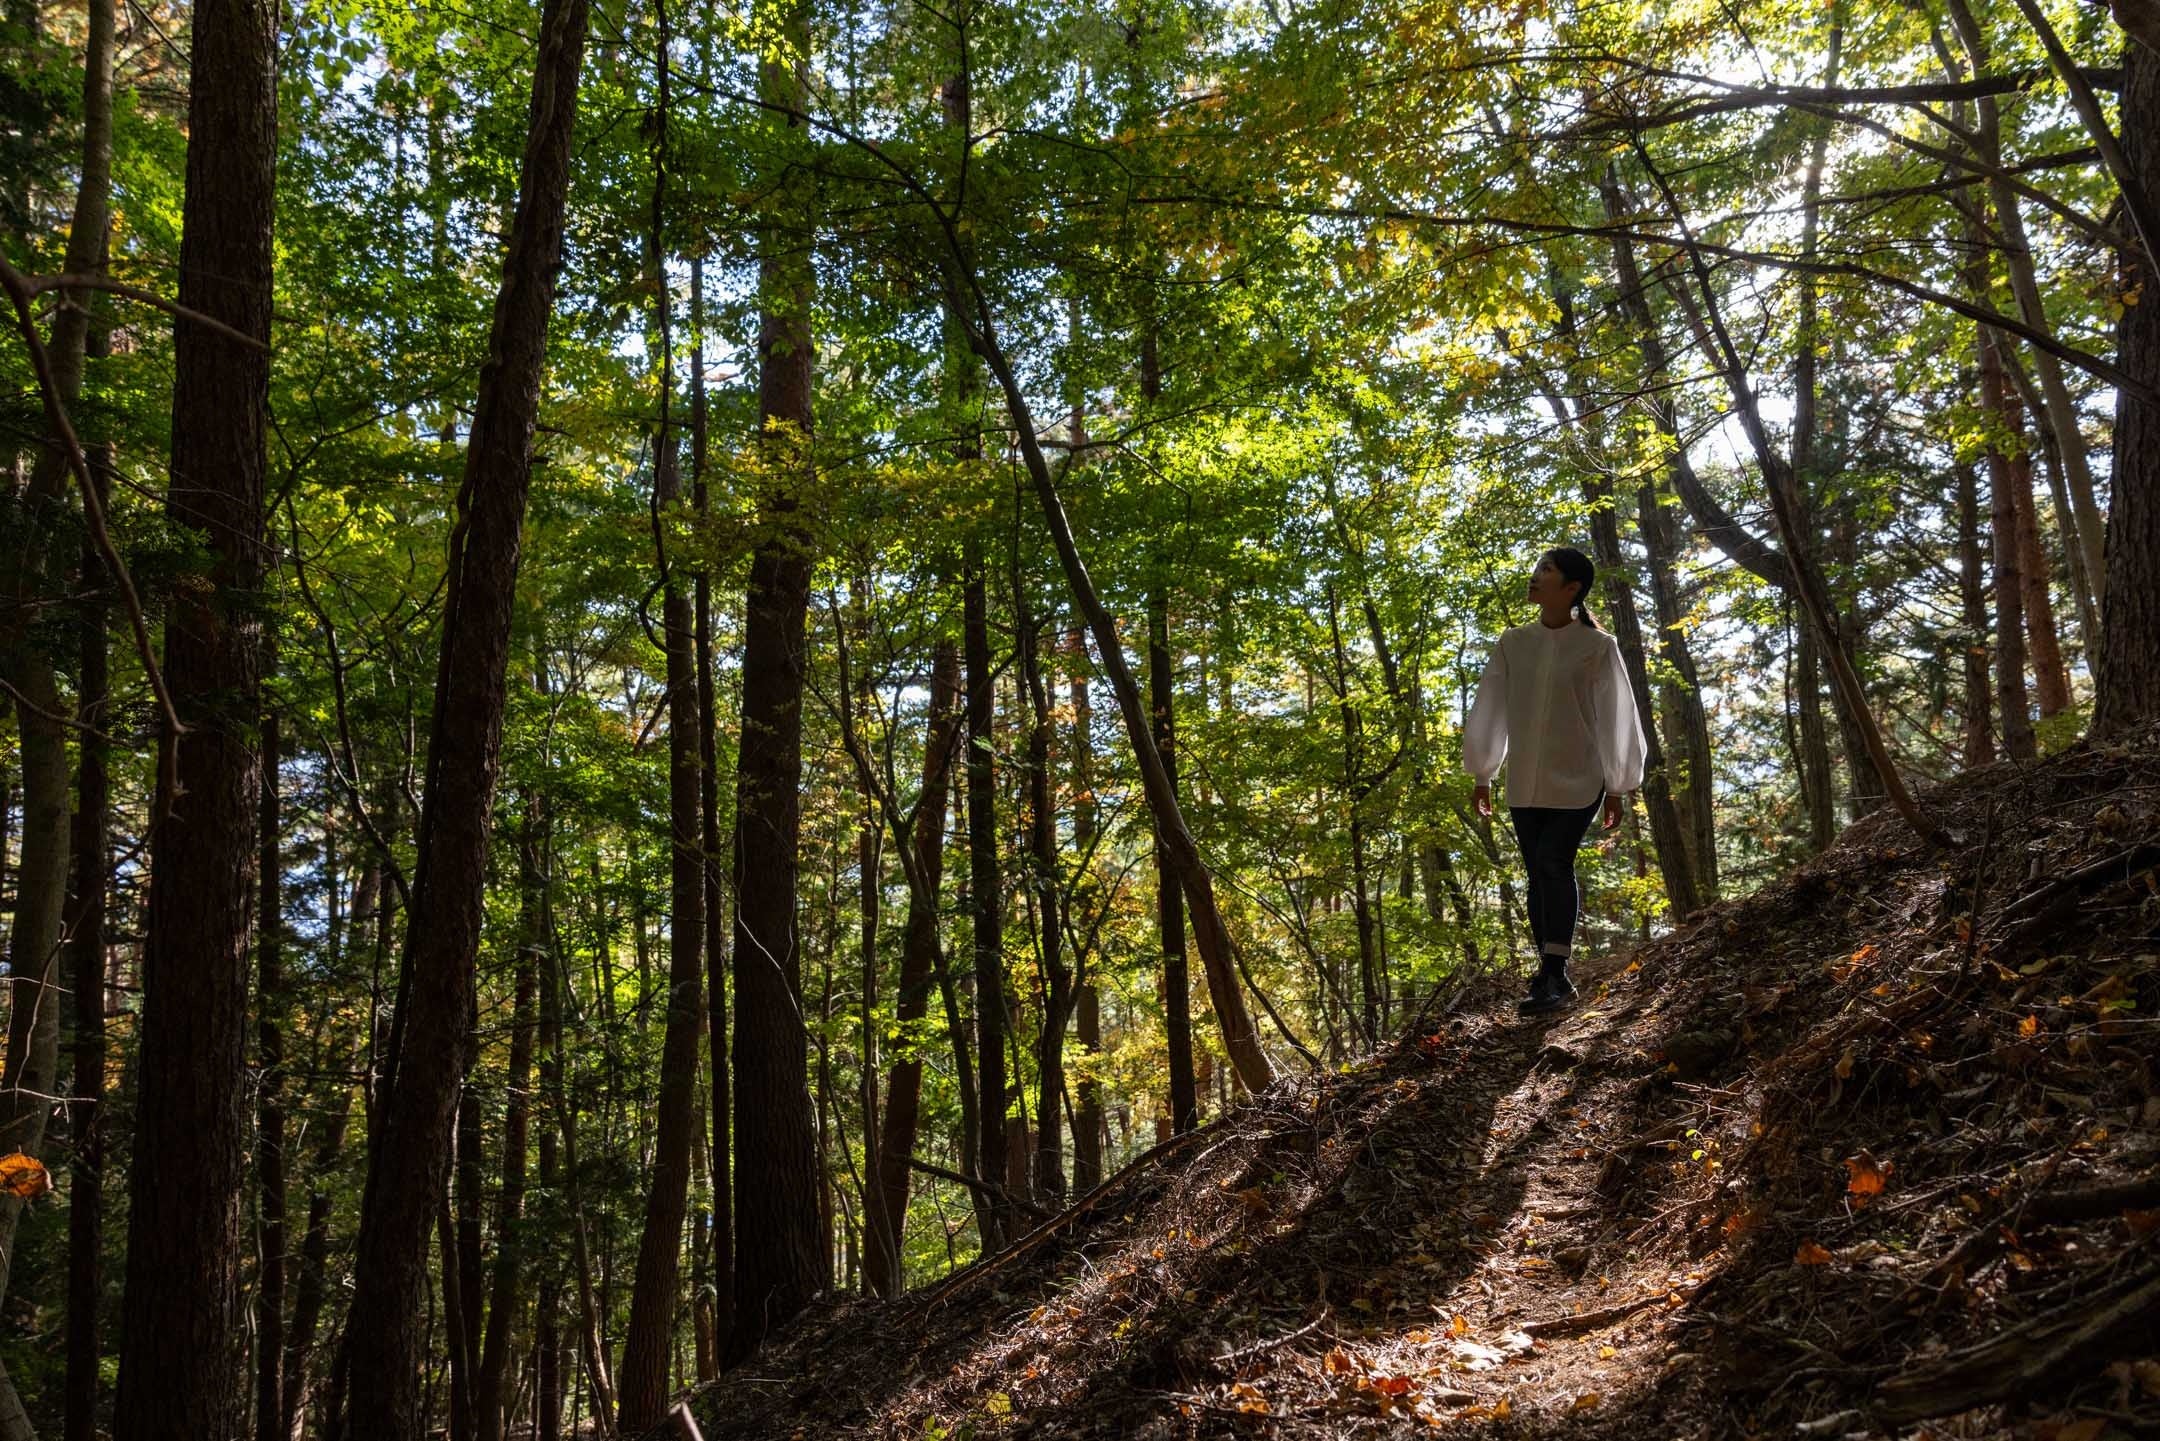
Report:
1510,793,1603,959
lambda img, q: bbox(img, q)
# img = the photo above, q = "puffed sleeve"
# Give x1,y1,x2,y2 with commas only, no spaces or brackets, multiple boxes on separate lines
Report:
1463,641,1509,784
1595,636,1648,795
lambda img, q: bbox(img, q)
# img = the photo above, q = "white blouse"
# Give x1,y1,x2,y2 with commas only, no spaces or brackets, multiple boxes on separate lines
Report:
1463,621,1648,810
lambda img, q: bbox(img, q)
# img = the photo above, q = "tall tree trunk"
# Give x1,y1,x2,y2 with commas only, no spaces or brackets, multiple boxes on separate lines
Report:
1024,613,1070,1203
111,0,277,1425
728,0,825,1358
1980,328,2039,761
475,919,536,1441
2094,39,2160,736
1148,593,1199,1135
944,258,1276,1094
963,540,1009,1246
281,1083,353,1441
1519,342,1705,917
438,1191,478,1441
339,0,591,1426
1633,485,1717,897
3,0,116,1416
64,459,111,1441
1066,629,1104,1192
1956,463,1998,766
692,246,735,1366
2009,409,2072,717
1943,0,2109,639
530,813,567,1441
254,689,288,1441
865,640,961,1296
620,22,708,1416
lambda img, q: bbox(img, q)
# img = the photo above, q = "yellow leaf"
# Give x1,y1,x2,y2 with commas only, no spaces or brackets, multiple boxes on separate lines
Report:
1493,1398,1512,1419
1569,1392,1601,1413
1794,1241,1835,1266
2019,1014,2040,1038
0,1153,50,1200
1598,1345,1616,1359
1449,1313,1471,1337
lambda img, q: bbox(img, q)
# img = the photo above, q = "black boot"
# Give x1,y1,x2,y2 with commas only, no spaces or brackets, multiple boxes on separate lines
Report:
1518,955,1576,1015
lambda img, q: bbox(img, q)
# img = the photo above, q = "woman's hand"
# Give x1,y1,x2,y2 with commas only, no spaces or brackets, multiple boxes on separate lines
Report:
1473,783,1493,819
1602,792,1627,831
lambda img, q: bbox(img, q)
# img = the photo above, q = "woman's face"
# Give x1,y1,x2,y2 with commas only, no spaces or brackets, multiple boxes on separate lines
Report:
1528,553,1579,608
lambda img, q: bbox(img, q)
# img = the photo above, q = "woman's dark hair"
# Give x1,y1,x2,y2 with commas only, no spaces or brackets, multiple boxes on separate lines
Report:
1545,546,1601,629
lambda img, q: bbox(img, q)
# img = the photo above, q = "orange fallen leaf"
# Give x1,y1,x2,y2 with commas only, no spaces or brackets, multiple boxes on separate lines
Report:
1569,1392,1601,1413
1845,1153,1892,1203
2019,1014,2040,1038
0,1153,50,1200
1448,1313,1470,1337
1794,1241,1835,1266
1324,1349,1355,1375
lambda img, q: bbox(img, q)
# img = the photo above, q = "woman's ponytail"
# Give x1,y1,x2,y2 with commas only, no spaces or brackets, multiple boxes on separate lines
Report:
1545,546,1600,629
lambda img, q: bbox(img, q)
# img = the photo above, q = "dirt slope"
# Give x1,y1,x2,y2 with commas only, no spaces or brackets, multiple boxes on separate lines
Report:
683,731,2160,1440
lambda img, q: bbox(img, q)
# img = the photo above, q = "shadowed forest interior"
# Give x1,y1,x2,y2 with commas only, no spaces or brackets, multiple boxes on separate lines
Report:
1,0,2158,1433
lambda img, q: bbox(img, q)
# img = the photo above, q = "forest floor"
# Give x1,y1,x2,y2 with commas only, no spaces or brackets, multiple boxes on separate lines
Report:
682,729,2160,1440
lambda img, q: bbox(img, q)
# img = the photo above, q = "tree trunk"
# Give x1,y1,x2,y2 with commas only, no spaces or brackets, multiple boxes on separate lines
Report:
691,251,734,1364
281,1086,353,1441
1519,342,1705,917
475,914,536,1441
531,814,567,1441
64,459,111,1441
2009,409,2072,717
111,0,277,1425
5,0,115,1411
255,694,288,1441
1980,328,2039,761
946,262,1275,1094
1956,463,1998,766
2095,39,2160,736
728,0,825,1357
865,640,961,1297
339,0,590,1426
1943,0,2110,639
1067,630,1104,1192
963,540,1010,1247
1149,594,1199,1134
619,28,709,1415
1024,614,1070,1203
1634,482,1717,900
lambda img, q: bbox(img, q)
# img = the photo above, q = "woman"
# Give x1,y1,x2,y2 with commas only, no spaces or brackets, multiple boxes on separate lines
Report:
1464,547,1647,1014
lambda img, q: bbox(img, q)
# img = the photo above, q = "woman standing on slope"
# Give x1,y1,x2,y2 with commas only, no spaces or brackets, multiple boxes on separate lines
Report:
1465,547,1648,1015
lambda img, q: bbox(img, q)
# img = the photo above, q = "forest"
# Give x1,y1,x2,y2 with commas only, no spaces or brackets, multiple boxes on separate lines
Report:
0,0,2156,1430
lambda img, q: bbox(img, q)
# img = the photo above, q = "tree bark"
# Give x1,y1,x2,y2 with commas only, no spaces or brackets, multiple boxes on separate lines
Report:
1067,629,1104,1191
963,540,1010,1245
619,23,708,1415
728,0,825,1357
1955,463,1998,766
2095,39,2160,736
692,246,735,1366
864,639,961,1297
475,917,536,1441
1149,593,1199,1133
111,0,277,1425
1980,328,2039,761
942,246,1275,1094
64,458,111,1441
281,1084,353,1441
339,0,590,1427
1023,612,1070,1202
254,691,288,1441
1940,0,2108,648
